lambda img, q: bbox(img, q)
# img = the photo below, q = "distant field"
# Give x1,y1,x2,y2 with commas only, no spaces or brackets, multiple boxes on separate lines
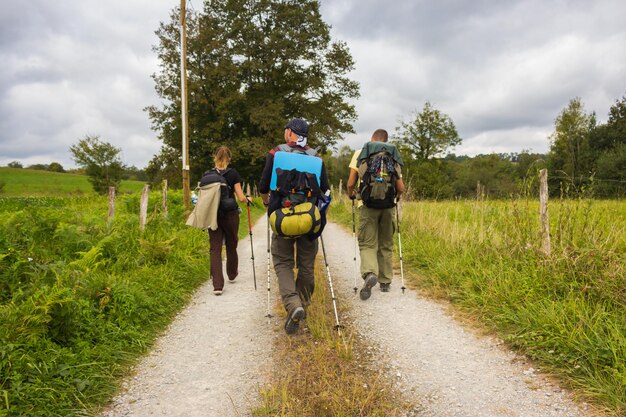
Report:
0,167,145,195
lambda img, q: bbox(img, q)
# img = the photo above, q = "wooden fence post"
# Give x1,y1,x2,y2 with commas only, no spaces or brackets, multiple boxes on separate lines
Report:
338,179,343,198
162,180,168,216
539,169,551,256
108,186,116,221
140,184,150,231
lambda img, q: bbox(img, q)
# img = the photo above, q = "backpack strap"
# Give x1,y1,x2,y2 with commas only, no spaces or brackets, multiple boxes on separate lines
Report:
276,143,318,157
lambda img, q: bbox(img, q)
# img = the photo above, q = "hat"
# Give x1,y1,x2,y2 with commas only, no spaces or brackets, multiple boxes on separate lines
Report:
284,118,309,137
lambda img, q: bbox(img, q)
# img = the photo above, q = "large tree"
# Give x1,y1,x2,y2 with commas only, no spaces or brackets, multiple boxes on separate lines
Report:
147,0,360,185
393,102,461,162
69,135,125,194
548,97,595,187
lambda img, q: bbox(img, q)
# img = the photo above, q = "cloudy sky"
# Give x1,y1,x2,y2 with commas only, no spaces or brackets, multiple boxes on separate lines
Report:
1,0,625,169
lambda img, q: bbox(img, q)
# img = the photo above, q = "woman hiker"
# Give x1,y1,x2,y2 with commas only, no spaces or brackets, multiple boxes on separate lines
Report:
202,146,250,295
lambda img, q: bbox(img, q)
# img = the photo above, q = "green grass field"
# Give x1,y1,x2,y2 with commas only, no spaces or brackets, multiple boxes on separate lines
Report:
0,167,145,195
329,196,625,415
0,171,264,416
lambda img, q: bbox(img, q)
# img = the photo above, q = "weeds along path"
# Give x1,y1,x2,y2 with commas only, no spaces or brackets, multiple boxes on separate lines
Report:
323,222,594,417
102,216,275,417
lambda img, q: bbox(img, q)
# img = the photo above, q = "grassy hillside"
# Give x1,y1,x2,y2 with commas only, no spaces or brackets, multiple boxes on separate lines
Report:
0,167,145,195
329,196,625,415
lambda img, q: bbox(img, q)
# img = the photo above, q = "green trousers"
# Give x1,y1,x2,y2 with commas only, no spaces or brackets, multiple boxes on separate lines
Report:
271,234,318,314
358,206,395,284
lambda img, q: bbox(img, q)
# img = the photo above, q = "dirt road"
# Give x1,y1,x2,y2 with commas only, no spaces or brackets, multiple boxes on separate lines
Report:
103,218,595,417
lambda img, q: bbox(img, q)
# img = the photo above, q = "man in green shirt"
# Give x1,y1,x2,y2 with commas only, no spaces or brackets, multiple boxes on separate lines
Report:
346,129,405,299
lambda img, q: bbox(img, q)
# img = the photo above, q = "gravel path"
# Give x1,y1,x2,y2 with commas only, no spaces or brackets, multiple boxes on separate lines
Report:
102,216,276,417
322,222,597,417
103,219,598,417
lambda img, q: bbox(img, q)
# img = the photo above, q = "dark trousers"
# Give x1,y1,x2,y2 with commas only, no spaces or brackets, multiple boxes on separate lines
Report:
208,210,240,290
271,234,318,314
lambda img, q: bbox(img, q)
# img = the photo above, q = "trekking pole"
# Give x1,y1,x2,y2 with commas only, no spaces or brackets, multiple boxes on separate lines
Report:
265,215,273,321
351,198,358,294
319,234,342,332
246,197,257,290
395,201,406,294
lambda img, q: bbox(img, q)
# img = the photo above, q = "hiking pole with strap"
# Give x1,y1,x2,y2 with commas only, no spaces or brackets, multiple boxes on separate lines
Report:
319,234,342,332
265,215,273,321
395,201,406,294
246,197,257,290
351,198,358,294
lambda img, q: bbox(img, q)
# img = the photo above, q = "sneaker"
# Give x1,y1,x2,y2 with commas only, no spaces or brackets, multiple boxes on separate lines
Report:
213,289,223,296
284,306,305,335
380,283,390,292
359,273,378,300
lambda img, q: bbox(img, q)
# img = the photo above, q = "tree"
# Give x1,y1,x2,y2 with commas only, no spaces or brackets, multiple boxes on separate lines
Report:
548,97,595,187
147,0,360,186
393,102,461,161
594,143,626,197
48,162,65,173
145,146,183,188
69,135,126,194
323,145,355,189
27,164,48,170
7,161,22,168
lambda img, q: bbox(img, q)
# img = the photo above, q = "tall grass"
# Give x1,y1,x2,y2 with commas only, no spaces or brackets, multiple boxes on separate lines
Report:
0,191,264,416
329,196,625,415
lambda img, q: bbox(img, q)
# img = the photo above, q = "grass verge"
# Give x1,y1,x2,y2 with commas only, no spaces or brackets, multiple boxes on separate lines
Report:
252,262,414,416
0,191,264,416
329,196,625,416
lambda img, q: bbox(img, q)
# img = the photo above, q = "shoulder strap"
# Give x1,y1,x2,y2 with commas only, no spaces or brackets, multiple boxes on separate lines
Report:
277,144,318,157
277,144,293,153
215,167,231,177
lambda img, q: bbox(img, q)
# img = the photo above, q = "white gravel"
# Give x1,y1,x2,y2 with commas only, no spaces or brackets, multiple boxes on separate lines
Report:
101,216,277,417
102,219,601,417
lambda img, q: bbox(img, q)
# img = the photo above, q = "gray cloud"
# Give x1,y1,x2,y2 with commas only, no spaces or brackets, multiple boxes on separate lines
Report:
1,0,625,170
322,0,626,155
0,0,171,168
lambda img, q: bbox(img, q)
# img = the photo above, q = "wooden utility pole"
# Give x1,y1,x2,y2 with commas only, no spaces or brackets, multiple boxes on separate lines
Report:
180,0,191,210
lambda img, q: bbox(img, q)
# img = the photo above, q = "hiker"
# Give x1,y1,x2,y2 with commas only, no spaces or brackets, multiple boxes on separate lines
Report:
259,118,330,334
346,129,405,299
200,146,250,296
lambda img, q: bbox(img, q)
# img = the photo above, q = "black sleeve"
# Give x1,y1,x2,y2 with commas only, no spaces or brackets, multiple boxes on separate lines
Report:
258,153,274,194
319,162,330,193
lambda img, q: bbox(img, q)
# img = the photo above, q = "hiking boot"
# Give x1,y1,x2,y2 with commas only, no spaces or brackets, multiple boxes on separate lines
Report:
213,289,223,296
360,273,378,300
380,283,390,292
284,307,305,335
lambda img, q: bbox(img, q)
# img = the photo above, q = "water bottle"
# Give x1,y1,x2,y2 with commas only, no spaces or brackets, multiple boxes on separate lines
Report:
191,191,198,205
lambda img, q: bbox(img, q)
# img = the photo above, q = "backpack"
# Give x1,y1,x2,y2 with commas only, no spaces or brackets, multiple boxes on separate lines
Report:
358,151,398,209
269,145,323,238
198,168,238,214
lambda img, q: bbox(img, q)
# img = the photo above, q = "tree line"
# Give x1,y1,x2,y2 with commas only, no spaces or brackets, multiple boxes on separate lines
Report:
325,94,625,199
